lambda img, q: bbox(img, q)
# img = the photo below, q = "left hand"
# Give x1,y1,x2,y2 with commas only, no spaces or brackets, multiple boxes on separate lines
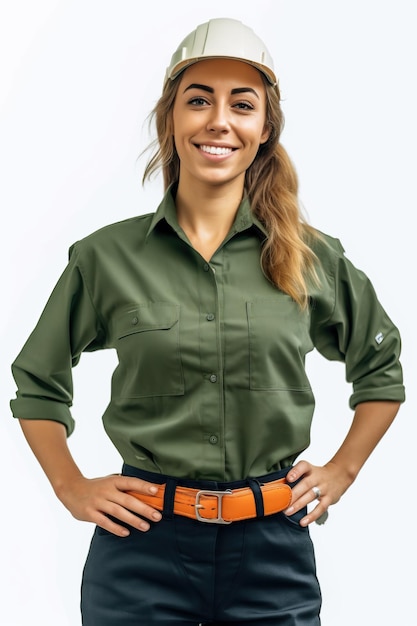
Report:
284,459,353,526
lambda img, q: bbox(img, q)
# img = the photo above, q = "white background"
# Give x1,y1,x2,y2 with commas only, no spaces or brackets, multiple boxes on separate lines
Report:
1,1,415,624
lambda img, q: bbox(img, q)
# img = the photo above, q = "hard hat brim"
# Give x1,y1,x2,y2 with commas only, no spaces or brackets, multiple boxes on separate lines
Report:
168,56,277,86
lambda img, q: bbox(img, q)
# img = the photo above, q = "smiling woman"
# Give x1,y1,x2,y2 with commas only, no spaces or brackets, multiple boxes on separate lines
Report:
170,59,271,259
173,61,270,180
10,17,405,626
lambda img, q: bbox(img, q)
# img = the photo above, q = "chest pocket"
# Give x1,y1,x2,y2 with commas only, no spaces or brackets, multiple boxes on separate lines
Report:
247,298,313,391
115,302,184,398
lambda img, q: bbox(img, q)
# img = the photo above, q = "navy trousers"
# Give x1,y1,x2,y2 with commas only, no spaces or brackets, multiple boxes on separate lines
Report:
81,466,321,625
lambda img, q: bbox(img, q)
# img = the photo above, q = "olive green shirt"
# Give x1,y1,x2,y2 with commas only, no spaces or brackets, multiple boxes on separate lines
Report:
10,188,405,481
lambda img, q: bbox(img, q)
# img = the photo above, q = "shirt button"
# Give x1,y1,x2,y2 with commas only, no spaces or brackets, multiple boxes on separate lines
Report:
206,313,215,321
131,316,139,325
209,374,217,383
209,435,218,445
203,263,210,272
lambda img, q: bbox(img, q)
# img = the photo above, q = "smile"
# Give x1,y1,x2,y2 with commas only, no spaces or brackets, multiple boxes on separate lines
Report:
199,145,234,156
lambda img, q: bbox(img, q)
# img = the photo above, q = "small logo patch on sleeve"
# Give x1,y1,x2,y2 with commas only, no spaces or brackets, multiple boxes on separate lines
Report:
375,332,384,344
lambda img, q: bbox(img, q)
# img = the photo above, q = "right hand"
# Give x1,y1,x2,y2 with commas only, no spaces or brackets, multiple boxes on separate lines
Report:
56,474,163,536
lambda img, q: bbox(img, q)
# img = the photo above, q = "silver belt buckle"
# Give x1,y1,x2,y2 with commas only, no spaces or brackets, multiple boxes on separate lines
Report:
195,489,233,524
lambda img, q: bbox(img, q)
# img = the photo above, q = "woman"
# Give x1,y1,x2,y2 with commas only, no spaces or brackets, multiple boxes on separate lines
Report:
10,18,405,625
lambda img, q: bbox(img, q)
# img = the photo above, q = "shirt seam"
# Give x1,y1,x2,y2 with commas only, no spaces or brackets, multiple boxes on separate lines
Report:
70,243,109,344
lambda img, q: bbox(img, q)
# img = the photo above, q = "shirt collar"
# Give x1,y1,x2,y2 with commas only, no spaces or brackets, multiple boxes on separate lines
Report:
145,185,269,240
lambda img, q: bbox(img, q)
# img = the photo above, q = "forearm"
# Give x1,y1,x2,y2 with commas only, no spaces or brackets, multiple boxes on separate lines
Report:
18,417,162,536
286,400,402,525
18,418,84,497
326,400,401,484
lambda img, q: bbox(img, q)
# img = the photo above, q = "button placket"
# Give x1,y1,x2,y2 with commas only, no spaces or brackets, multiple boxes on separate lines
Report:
198,252,224,471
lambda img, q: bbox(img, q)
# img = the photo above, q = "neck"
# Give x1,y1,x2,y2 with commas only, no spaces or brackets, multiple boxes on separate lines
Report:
176,175,244,231
174,176,245,261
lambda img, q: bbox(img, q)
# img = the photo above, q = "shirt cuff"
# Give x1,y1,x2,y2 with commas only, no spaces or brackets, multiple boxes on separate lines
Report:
349,385,406,410
10,397,75,436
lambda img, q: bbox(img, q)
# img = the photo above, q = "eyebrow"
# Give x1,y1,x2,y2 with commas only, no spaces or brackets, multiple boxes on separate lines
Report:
183,83,260,99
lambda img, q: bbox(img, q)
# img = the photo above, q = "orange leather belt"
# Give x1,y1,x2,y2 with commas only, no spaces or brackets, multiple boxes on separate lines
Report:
127,478,292,524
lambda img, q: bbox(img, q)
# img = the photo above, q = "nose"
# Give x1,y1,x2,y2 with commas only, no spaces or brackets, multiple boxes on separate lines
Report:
206,104,230,133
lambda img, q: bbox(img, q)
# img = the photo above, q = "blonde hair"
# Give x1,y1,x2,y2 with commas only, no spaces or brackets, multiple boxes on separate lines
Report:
143,74,320,308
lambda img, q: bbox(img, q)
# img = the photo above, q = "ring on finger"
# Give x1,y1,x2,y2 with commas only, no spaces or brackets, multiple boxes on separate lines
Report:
312,486,321,499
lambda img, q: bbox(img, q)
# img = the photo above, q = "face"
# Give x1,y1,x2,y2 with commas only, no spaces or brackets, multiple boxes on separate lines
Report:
171,58,270,191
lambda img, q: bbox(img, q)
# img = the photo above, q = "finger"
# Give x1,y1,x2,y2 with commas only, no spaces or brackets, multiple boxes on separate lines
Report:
286,477,318,508
113,475,161,496
299,502,329,527
121,491,163,523
286,460,312,484
95,511,132,537
81,477,163,532
96,499,161,536
95,509,152,536
284,481,324,516
99,483,163,524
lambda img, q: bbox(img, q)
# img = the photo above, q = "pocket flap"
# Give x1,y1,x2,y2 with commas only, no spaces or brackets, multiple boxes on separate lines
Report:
117,302,179,339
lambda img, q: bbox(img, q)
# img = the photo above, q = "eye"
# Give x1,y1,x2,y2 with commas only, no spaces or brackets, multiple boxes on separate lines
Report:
232,101,255,111
188,97,210,106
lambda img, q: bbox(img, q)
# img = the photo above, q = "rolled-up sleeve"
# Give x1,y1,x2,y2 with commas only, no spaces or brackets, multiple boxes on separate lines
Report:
10,244,106,435
310,236,405,409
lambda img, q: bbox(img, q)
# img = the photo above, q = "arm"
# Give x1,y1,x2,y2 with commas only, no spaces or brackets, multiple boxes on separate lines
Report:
284,400,401,526
18,419,162,536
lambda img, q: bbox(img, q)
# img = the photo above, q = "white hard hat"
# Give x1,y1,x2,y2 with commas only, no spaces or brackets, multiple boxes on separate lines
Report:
165,18,277,85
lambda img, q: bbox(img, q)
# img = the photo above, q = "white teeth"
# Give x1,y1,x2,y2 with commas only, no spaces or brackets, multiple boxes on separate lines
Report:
200,145,233,155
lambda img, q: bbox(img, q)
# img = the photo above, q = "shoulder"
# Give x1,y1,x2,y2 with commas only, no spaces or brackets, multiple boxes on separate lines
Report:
303,227,372,301
307,228,344,256
75,212,155,245
304,226,347,273
68,213,155,259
